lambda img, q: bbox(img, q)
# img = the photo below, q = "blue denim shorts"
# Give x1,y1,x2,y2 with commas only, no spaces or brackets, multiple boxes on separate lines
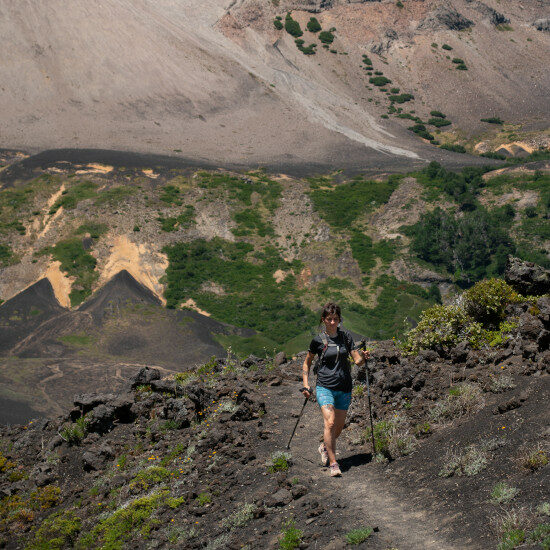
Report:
316,386,352,411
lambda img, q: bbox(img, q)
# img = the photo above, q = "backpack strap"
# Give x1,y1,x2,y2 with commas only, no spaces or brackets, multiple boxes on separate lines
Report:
313,333,329,375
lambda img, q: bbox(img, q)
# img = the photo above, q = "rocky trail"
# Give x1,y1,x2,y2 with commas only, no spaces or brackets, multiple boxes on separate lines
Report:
265,381,475,549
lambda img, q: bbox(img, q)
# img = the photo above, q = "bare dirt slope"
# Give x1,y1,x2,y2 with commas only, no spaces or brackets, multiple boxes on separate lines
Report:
1,0,548,169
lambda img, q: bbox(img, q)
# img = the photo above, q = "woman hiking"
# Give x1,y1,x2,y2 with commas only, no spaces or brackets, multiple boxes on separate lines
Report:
301,302,370,477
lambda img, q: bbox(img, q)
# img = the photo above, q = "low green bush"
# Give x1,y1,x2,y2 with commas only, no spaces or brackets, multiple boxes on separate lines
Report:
284,12,303,37
402,304,484,355
267,451,292,473
439,144,465,153
364,414,416,459
362,55,372,65
481,151,506,160
442,43,453,50
430,110,446,118
389,93,414,103
369,76,392,86
345,527,374,545
273,18,283,30
159,185,183,205
306,17,321,32
49,181,98,214
456,63,468,70
279,519,302,550
428,118,452,127
319,30,334,44
481,117,503,124
0,244,13,266
491,482,519,504
462,278,522,325
452,58,464,64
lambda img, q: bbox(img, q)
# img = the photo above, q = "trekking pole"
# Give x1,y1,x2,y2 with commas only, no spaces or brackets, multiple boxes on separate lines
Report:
286,388,312,450
359,339,376,455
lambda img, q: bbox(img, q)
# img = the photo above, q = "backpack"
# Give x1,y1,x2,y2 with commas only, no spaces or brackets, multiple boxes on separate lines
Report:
312,329,352,375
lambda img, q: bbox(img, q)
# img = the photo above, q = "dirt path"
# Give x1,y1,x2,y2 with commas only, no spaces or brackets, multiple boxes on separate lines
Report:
265,383,477,550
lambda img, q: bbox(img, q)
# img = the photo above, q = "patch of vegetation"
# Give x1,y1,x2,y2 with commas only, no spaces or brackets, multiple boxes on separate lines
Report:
345,527,374,545
232,208,274,237
267,451,292,473
428,118,452,128
491,482,519,504
406,205,515,283
221,503,256,530
60,416,88,445
273,17,283,30
319,30,335,44
306,17,321,33
481,117,504,125
439,144,466,153
347,275,435,340
40,238,98,306
0,244,14,267
362,55,372,65
463,279,521,325
456,63,468,70
408,123,435,141
389,93,414,103
163,239,314,344
489,374,516,393
480,152,506,160
94,185,135,206
308,174,400,229
369,76,391,86
430,111,446,118
159,185,183,205
402,304,483,355
519,446,549,471
157,205,196,232
59,333,94,347
198,171,281,212
439,438,503,477
279,519,302,550
350,232,398,271
195,492,212,506
27,510,81,550
442,43,453,50
79,490,168,548
74,222,108,239
284,12,303,38
452,57,464,64
50,181,98,214
364,414,416,460
131,466,171,491
430,384,484,422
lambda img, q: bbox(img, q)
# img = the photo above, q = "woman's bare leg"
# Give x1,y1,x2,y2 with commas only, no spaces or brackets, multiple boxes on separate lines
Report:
321,405,337,464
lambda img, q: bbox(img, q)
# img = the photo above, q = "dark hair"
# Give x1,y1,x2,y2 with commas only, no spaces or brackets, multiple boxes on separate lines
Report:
320,302,341,323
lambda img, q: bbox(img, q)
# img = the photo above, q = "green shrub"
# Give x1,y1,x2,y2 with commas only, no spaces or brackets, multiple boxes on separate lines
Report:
408,123,435,141
306,17,321,32
362,55,372,65
463,279,521,325
274,18,283,30
284,13,303,37
27,510,81,549
430,110,446,118
158,205,196,232
345,527,374,544
452,58,464,64
195,492,212,506
439,144,465,153
430,384,485,422
350,232,397,272
389,93,414,104
74,222,108,239
498,529,525,550
442,44,453,50
319,30,334,44
221,503,256,529
428,118,452,127
279,519,302,550
159,185,183,205
60,416,88,445
267,451,292,473
520,446,549,471
364,414,416,459
396,0,404,7
456,63,468,70
369,76,391,86
491,482,519,504
481,117,503,124
0,244,13,267
439,442,492,477
402,304,483,355
132,466,170,490
480,151,506,160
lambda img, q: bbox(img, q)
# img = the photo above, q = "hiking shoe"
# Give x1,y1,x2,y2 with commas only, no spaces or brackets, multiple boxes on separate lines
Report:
318,443,329,466
330,463,342,477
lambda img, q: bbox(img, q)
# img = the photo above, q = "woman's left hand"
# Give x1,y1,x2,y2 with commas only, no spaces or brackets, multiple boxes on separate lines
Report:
362,349,370,361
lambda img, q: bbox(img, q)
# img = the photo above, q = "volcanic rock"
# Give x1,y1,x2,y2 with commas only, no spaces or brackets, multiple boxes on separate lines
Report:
505,257,550,296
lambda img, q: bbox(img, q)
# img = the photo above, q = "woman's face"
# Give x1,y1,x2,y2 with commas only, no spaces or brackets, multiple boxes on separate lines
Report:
322,313,340,333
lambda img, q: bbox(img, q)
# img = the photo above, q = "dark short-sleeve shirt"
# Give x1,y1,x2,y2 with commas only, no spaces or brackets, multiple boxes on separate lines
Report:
308,329,357,392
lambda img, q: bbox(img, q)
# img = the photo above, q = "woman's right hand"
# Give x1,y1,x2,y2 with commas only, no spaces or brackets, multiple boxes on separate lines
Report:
301,386,312,399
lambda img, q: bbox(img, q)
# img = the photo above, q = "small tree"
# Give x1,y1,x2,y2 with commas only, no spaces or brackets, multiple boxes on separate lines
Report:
306,17,322,33
285,12,303,38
